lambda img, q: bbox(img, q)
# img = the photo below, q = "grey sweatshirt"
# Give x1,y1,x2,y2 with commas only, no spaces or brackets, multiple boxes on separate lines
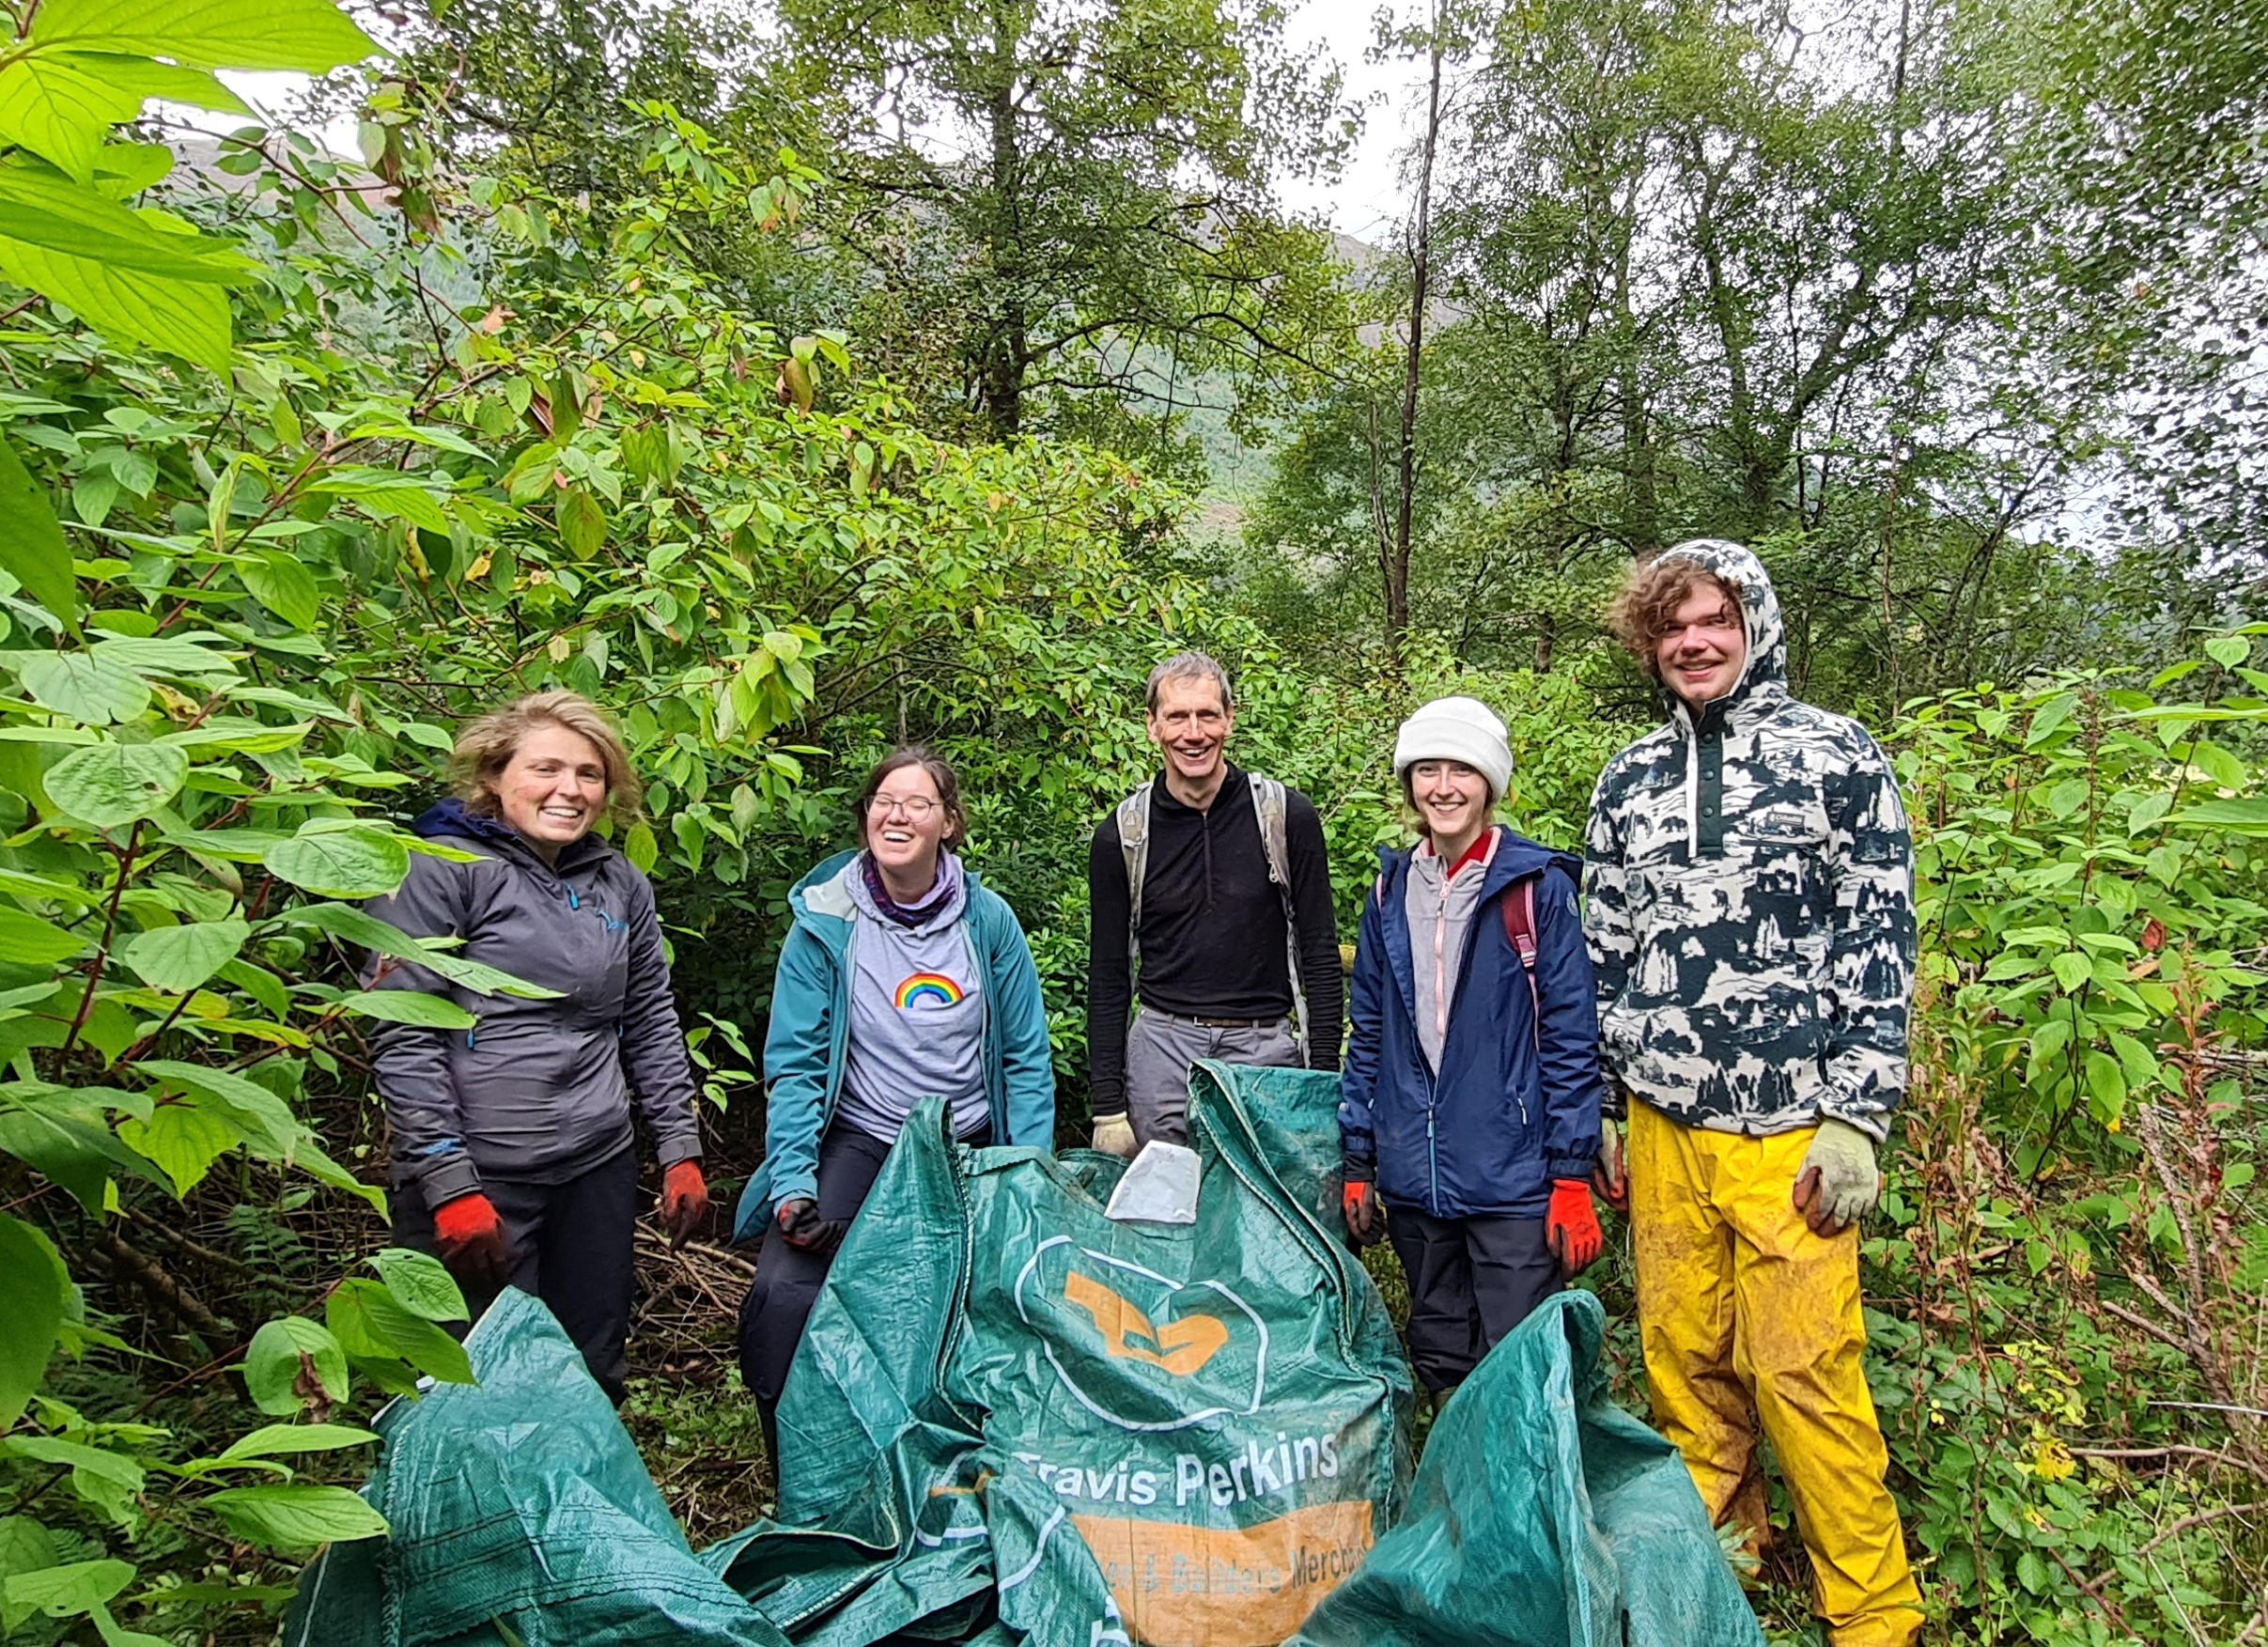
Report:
835,854,990,1142
1406,832,1499,1072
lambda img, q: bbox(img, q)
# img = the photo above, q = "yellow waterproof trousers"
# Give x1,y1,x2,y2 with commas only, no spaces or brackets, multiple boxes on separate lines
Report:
1628,1102,1924,1647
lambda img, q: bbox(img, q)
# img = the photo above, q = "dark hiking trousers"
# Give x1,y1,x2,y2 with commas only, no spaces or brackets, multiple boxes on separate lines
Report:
392,1144,639,1404
1386,1204,1560,1393
738,1118,992,1409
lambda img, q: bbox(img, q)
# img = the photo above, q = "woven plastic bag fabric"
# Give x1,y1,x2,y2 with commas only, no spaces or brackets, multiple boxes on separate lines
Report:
1291,1287,1768,1647
281,1285,790,1647
710,1062,1418,1647
285,1063,1763,1647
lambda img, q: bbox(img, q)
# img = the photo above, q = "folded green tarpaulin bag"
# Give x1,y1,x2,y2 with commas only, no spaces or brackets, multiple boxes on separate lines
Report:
287,1064,1763,1647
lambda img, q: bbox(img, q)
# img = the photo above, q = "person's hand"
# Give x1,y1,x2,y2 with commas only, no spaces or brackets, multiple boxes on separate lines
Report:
1341,1177,1382,1248
1591,1123,1628,1213
1090,1113,1137,1158
660,1159,708,1248
432,1191,510,1290
776,1196,847,1256
1792,1118,1882,1236
1547,1179,1604,1276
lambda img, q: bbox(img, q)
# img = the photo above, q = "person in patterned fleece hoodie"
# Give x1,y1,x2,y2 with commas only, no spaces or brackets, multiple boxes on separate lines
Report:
1584,539,1923,1647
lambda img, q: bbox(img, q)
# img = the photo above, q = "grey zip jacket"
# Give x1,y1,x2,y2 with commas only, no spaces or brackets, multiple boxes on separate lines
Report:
364,799,704,1209
1582,539,1916,1141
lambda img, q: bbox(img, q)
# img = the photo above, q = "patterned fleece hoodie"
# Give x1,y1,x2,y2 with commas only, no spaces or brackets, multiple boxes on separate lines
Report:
1581,539,1916,1141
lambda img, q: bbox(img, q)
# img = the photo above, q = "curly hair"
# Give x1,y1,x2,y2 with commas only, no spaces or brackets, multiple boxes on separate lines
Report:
1607,557,1746,679
447,691,645,828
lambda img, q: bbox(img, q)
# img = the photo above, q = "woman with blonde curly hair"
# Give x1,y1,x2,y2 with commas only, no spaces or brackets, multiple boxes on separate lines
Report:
362,691,707,1402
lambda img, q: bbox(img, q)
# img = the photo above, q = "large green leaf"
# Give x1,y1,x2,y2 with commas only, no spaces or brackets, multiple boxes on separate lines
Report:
263,828,411,898
0,55,222,181
30,0,380,73
42,739,188,829
0,906,84,965
241,1315,348,1417
0,438,77,630
327,1278,473,1384
367,1247,468,1324
0,1095,167,1210
239,547,319,631
2170,798,2268,835
201,1484,387,1549
331,988,474,1030
118,918,249,993
16,652,148,723
0,1213,68,1427
116,1098,236,1195
133,1059,300,1158
293,902,563,999
217,1422,379,1462
0,159,252,280
90,635,240,676
0,231,234,373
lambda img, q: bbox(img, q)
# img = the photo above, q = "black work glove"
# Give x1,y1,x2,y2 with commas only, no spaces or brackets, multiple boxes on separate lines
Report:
776,1196,847,1256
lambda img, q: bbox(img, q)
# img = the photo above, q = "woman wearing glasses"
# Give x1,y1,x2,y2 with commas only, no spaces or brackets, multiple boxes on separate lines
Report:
734,747,1056,1439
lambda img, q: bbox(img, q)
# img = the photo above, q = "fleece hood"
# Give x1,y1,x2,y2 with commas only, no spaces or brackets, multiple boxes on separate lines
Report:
1652,537,1787,723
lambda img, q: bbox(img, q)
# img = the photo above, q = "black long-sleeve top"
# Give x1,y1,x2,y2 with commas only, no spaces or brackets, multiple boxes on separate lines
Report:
1086,766,1344,1117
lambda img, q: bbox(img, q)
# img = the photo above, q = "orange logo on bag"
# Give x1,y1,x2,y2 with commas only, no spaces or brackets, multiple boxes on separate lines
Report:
1064,1271,1229,1377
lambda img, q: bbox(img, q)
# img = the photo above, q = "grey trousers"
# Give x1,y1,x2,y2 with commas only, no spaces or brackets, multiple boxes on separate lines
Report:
1125,1009,1300,1147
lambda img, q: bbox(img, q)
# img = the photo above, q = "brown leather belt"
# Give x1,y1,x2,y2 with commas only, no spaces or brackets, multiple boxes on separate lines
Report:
1149,1010,1275,1030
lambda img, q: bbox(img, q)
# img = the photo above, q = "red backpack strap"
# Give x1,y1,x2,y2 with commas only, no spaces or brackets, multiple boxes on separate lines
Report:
1499,875,1541,1028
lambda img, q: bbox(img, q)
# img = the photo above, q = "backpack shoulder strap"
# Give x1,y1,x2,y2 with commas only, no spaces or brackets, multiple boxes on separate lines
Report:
1116,784,1153,974
1248,773,1310,1064
1499,872,1541,1030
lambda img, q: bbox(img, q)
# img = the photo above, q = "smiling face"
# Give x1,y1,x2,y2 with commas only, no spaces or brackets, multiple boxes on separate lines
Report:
495,723,610,861
863,762,947,889
1145,676,1233,789
1655,583,1749,710
1406,759,1492,853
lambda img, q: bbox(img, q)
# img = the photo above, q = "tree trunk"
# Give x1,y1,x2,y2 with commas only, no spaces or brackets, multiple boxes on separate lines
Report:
1387,8,1446,671
978,8,1027,437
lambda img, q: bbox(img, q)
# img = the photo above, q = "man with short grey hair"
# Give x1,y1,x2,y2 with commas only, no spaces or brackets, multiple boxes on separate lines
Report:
1085,652,1343,1155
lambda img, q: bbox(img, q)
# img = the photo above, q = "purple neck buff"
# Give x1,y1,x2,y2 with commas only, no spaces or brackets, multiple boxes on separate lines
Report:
861,849,960,928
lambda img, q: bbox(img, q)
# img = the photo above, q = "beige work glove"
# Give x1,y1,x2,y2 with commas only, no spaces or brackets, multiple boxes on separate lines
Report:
1793,1117,1882,1235
1090,1113,1137,1158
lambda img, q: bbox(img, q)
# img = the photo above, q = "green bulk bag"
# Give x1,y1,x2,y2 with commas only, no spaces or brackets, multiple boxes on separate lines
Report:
286,1064,1763,1647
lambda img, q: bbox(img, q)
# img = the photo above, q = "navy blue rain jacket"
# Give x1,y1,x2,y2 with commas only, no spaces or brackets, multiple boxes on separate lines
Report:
1338,827,1606,1219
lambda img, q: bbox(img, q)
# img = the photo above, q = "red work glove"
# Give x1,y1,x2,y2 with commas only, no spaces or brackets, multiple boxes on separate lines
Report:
432,1191,510,1290
1546,1179,1603,1277
1341,1178,1382,1248
660,1159,708,1248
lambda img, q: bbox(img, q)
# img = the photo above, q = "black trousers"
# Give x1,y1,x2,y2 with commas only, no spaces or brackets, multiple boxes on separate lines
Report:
1386,1204,1560,1393
737,1118,990,1407
393,1146,639,1404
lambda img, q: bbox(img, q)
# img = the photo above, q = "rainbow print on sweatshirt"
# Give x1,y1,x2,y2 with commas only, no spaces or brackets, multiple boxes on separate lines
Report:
895,972,965,1010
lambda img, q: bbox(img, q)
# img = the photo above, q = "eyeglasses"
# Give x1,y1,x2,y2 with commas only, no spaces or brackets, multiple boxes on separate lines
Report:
863,795,940,819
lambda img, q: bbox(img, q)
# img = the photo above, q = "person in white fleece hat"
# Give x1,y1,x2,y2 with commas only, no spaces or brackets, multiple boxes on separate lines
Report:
1338,695,1608,1398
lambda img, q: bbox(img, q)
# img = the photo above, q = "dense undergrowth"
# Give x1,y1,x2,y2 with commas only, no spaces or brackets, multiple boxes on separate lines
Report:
0,8,2261,1647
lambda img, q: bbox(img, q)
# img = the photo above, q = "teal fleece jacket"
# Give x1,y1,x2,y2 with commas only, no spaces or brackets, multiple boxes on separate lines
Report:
731,851,1057,1243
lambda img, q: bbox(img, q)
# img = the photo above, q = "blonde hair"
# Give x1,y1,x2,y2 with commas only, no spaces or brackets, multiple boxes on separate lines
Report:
447,691,645,827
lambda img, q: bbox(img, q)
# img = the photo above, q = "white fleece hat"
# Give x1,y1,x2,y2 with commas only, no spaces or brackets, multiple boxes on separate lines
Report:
1393,695,1513,802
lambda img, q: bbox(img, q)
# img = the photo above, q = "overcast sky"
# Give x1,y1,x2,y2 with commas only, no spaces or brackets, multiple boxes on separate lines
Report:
214,0,1428,240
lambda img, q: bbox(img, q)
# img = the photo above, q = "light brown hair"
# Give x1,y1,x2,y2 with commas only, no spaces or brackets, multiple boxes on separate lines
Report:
1608,557,1746,680
448,690,644,827
856,746,969,851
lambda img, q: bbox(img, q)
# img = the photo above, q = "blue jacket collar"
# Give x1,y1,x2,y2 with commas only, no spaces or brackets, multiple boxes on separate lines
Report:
789,849,987,956
1376,825,1562,900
